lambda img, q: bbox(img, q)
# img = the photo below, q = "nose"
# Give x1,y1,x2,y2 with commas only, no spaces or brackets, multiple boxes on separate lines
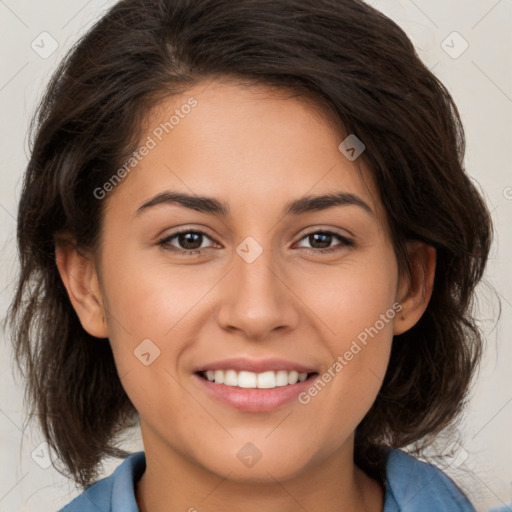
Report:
216,244,301,341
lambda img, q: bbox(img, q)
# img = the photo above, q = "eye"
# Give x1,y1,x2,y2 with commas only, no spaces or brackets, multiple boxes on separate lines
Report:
158,229,218,255
295,230,354,254
157,228,354,256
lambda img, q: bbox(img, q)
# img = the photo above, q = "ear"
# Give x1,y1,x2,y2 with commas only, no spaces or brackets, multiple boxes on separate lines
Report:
393,241,436,336
55,241,108,339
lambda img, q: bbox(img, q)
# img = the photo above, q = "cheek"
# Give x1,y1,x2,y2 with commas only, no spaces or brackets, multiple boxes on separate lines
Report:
300,248,398,341
97,251,224,406
298,315,395,454
100,251,214,341
296,250,398,421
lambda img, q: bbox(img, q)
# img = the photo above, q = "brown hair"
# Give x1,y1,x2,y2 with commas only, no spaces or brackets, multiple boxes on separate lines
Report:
7,0,492,489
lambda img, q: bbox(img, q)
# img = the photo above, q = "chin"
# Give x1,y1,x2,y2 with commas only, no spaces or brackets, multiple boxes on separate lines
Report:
198,447,314,484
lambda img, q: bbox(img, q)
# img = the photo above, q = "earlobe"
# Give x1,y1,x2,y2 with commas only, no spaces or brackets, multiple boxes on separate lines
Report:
55,241,108,339
393,242,436,336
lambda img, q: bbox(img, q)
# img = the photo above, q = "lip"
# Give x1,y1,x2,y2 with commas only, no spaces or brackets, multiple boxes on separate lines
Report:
192,372,318,412
193,357,317,374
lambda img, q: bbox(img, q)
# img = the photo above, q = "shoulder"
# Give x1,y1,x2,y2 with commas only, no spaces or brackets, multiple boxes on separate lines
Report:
58,451,146,512
57,448,476,511
383,448,476,512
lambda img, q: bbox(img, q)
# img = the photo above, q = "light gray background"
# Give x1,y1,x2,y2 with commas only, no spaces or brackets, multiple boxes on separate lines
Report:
0,1,511,511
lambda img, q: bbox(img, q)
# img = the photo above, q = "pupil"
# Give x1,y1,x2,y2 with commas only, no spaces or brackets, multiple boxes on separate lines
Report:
311,233,331,249
180,232,201,249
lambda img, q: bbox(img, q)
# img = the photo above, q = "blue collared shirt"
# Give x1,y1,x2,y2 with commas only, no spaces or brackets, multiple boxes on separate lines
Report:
59,448,476,511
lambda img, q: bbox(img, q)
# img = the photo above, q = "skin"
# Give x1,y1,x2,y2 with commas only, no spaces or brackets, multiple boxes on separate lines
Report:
56,78,435,512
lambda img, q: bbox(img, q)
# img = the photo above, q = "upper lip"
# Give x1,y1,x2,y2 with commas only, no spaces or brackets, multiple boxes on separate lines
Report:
194,357,318,374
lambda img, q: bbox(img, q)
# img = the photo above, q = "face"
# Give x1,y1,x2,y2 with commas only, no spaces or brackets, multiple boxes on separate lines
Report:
63,79,428,483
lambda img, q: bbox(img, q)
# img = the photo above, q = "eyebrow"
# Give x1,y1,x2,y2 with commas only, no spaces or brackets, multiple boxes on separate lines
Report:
136,191,373,217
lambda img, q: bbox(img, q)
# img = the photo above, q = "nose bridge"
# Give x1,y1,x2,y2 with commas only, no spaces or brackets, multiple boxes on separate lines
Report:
234,236,284,309
216,235,299,338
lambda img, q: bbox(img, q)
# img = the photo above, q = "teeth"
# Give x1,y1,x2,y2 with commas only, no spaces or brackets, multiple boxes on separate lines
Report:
202,369,310,389
257,371,276,389
224,369,238,386
238,371,257,388
288,371,299,385
275,370,289,386
214,370,224,384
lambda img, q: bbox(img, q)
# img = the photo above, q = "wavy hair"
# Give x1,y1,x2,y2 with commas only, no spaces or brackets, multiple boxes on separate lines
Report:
7,0,492,489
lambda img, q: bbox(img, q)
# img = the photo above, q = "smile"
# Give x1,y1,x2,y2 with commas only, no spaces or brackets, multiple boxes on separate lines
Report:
198,369,316,389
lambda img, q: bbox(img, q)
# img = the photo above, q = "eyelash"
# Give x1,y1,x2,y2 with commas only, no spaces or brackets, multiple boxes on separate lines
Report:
157,228,354,256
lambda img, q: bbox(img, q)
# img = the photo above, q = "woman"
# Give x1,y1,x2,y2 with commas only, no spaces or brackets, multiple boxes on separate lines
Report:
8,0,492,510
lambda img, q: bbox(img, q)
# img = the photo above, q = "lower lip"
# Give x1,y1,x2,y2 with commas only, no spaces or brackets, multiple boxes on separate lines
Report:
192,373,317,412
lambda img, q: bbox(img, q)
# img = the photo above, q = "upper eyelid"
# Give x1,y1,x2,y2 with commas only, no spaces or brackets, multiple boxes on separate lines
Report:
295,226,353,241
160,228,217,244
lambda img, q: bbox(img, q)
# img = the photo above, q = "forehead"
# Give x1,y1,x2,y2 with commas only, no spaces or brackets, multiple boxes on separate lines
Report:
106,79,386,225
